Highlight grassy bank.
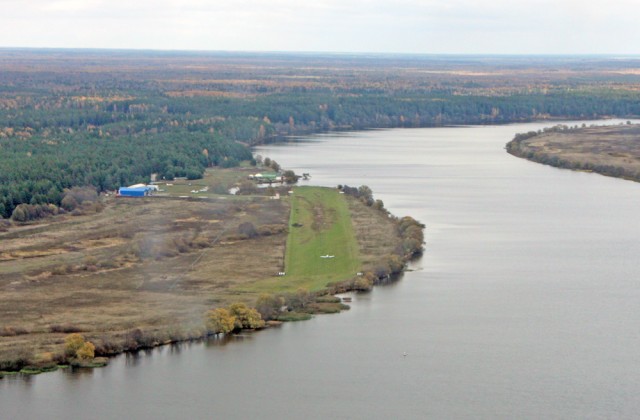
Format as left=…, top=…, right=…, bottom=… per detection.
left=506, top=123, right=640, bottom=182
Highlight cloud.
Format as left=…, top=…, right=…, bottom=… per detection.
left=0, top=0, right=639, bottom=53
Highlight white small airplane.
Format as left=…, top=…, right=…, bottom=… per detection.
left=320, top=255, right=335, bottom=259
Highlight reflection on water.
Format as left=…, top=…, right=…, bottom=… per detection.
left=124, top=352, right=143, bottom=367
left=61, top=366, right=96, bottom=380
left=204, top=333, right=250, bottom=348
left=2, top=119, right=640, bottom=420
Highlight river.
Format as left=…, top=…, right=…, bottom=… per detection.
left=2, top=120, right=640, bottom=419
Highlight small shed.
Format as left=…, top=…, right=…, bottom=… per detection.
left=250, top=172, right=282, bottom=183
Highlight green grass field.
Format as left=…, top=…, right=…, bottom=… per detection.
left=241, top=186, right=360, bottom=293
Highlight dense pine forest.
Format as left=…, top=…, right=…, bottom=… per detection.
left=1, top=49, right=640, bottom=218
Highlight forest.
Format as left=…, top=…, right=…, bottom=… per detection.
left=1, top=49, right=640, bottom=218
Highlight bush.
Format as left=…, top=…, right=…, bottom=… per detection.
left=353, top=274, right=374, bottom=291
left=0, top=219, right=11, bottom=232
left=283, top=288, right=313, bottom=310
left=0, top=326, right=29, bottom=336
left=0, top=348, right=33, bottom=371
left=386, top=254, right=405, bottom=274
left=10, top=203, right=59, bottom=222
left=277, top=312, right=313, bottom=322
left=83, top=255, right=98, bottom=266
left=305, top=302, right=348, bottom=314
left=50, top=324, right=83, bottom=333
left=51, top=264, right=73, bottom=275
left=190, top=236, right=211, bottom=249
left=100, top=259, right=121, bottom=269
left=315, top=295, right=341, bottom=303
left=257, top=224, right=286, bottom=236
left=238, top=222, right=258, bottom=239
left=124, top=328, right=159, bottom=349
left=373, top=264, right=391, bottom=280
left=66, top=186, right=99, bottom=205
left=402, top=238, right=422, bottom=256
left=237, top=179, right=258, bottom=195
left=255, top=294, right=284, bottom=321
left=397, top=216, right=425, bottom=256
left=64, top=333, right=86, bottom=357
left=373, top=199, right=385, bottom=211
left=94, top=336, right=124, bottom=356
left=282, top=170, right=299, bottom=184
left=269, top=160, right=281, bottom=172
left=173, top=237, right=191, bottom=253
left=60, top=195, right=79, bottom=212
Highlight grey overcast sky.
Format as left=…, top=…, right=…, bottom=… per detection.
left=1, top=0, right=639, bottom=54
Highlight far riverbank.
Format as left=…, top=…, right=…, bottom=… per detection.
left=506, top=122, right=640, bottom=183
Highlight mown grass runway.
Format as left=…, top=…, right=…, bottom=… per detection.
left=243, top=186, right=360, bottom=293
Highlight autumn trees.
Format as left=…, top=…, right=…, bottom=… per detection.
left=64, top=333, right=96, bottom=361
left=228, top=303, right=266, bottom=330
left=205, top=292, right=329, bottom=336
left=205, top=308, right=236, bottom=335
left=205, top=303, right=265, bottom=335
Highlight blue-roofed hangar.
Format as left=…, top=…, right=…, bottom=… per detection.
left=118, top=186, right=153, bottom=197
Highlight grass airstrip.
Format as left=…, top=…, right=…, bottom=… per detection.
left=238, top=186, right=361, bottom=293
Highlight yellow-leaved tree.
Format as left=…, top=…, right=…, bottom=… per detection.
left=76, top=341, right=95, bottom=360
left=228, top=303, right=265, bottom=329
left=64, top=333, right=86, bottom=357
left=64, top=333, right=96, bottom=360
left=206, top=308, right=236, bottom=335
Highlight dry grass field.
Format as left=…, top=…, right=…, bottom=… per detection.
left=0, top=193, right=290, bottom=364
left=507, top=124, right=640, bottom=182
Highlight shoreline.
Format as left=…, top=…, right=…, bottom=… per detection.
left=0, top=256, right=422, bottom=378
left=258, top=116, right=636, bottom=146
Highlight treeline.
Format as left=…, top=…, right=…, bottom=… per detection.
left=7, top=90, right=640, bottom=139
left=209, top=91, right=640, bottom=131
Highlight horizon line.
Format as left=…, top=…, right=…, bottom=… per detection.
left=1, top=46, right=639, bottom=58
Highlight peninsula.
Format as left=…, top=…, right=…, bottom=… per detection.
left=506, top=123, right=640, bottom=183
left=0, top=165, right=423, bottom=375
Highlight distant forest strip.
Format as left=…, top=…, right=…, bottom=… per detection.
left=506, top=123, right=640, bottom=182
left=2, top=50, right=640, bottom=218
